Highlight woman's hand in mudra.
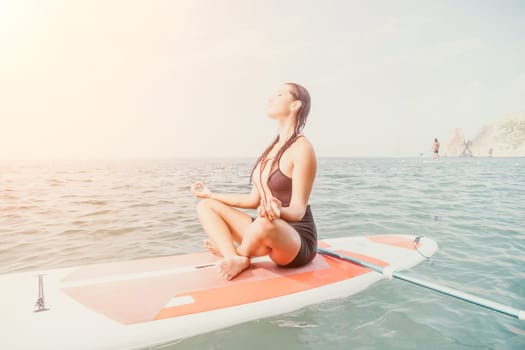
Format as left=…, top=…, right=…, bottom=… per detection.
left=191, top=181, right=211, bottom=199
left=258, top=197, right=281, bottom=221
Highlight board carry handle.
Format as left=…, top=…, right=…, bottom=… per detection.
left=318, top=248, right=524, bottom=321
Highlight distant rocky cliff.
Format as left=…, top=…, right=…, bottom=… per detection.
left=441, top=113, right=525, bottom=157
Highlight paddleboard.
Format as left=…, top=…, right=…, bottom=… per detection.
left=0, top=234, right=438, bottom=350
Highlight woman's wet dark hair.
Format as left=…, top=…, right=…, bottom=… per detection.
left=250, top=83, right=311, bottom=183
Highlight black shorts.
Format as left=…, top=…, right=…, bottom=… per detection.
left=281, top=205, right=318, bottom=268
left=251, top=205, right=318, bottom=268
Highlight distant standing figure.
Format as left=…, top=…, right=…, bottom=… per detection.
left=433, top=138, right=440, bottom=159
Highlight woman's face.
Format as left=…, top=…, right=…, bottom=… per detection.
left=267, top=85, right=295, bottom=119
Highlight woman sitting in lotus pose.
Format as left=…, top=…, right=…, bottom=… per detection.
left=191, top=82, right=317, bottom=280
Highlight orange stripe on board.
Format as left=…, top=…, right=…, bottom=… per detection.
left=63, top=256, right=330, bottom=324
left=155, top=251, right=387, bottom=321
left=62, top=250, right=388, bottom=324
left=318, top=241, right=331, bottom=249
left=367, top=235, right=420, bottom=250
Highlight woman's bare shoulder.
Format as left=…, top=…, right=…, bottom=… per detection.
left=293, top=135, right=315, bottom=152
left=289, top=135, right=316, bottom=160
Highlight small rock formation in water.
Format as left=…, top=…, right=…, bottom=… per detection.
left=441, top=113, right=525, bottom=157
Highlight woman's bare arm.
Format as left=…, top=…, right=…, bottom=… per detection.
left=279, top=139, right=317, bottom=221
left=191, top=181, right=260, bottom=209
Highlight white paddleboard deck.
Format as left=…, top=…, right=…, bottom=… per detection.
left=1, top=234, right=438, bottom=350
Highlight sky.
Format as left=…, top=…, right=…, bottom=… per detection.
left=1, top=0, right=524, bottom=159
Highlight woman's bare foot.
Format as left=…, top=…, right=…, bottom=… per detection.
left=217, top=256, right=250, bottom=280
left=204, top=239, right=223, bottom=257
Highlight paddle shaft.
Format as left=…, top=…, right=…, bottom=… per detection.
left=318, top=248, right=524, bottom=321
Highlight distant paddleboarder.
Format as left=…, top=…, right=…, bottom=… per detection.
left=433, top=138, right=440, bottom=159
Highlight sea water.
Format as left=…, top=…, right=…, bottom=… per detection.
left=1, top=157, right=524, bottom=349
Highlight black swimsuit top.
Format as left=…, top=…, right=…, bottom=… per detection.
left=254, top=136, right=304, bottom=208
left=267, top=168, right=292, bottom=207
